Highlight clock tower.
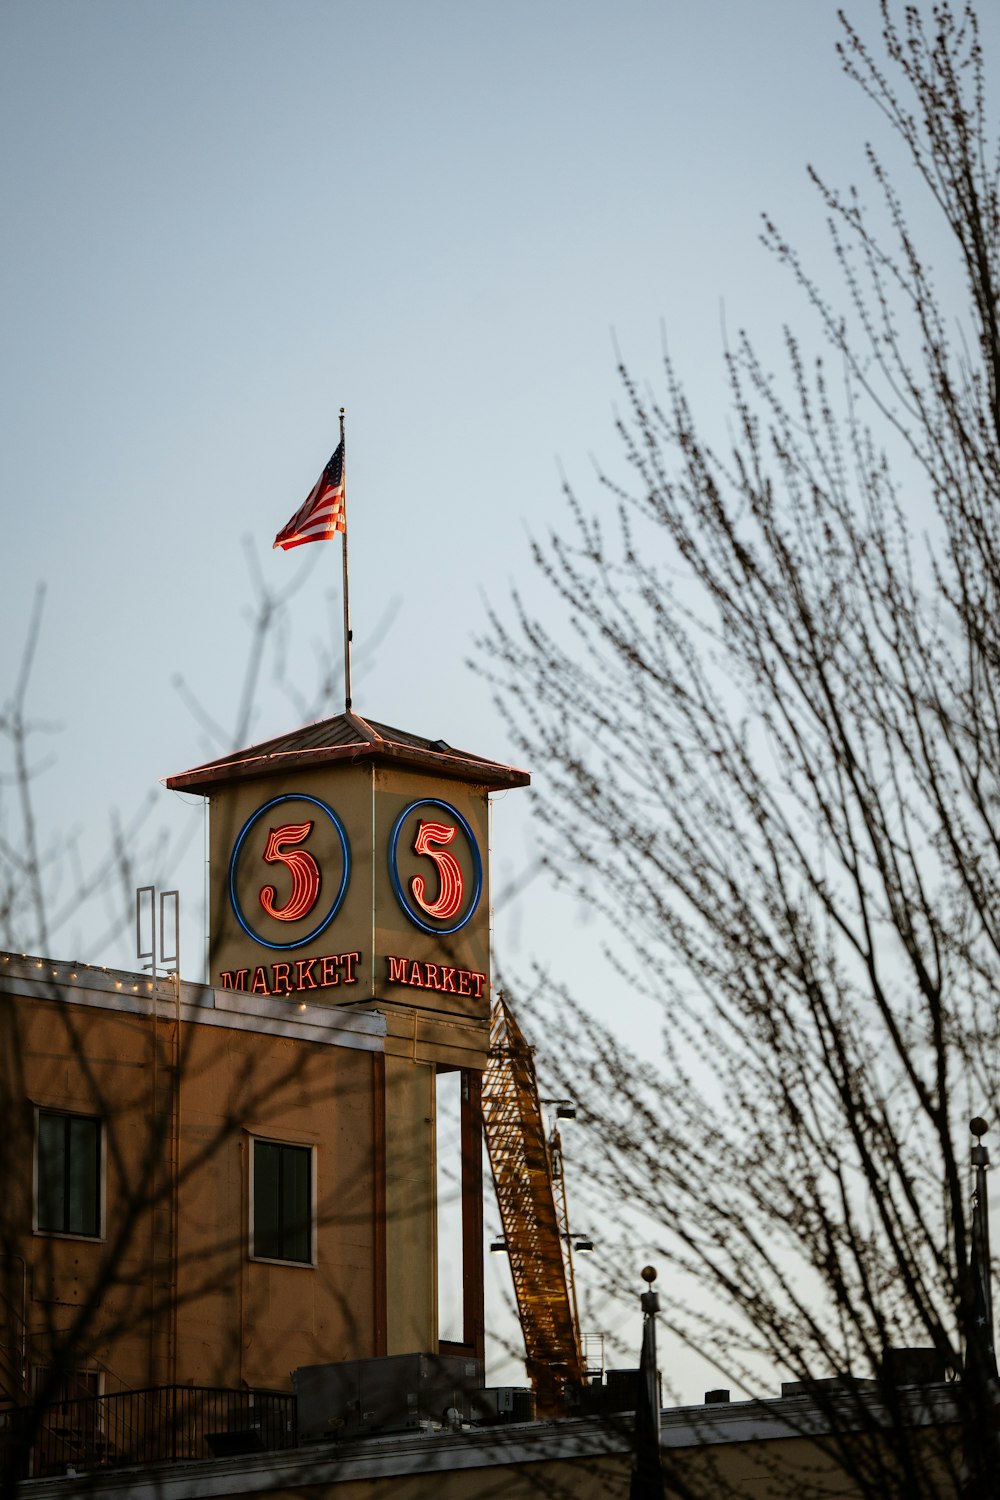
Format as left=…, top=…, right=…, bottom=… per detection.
left=166, top=710, right=528, bottom=1363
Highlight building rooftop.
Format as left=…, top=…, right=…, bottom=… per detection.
left=15, top=1384, right=961, bottom=1499
left=164, top=711, right=530, bottom=795
left=0, top=950, right=386, bottom=1052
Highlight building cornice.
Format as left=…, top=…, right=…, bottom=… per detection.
left=0, top=951, right=386, bottom=1053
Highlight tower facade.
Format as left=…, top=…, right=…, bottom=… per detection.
left=164, top=710, right=529, bottom=1372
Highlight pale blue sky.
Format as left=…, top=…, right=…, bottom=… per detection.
left=1, top=0, right=855, bottom=944
left=3, top=0, right=984, bottom=1397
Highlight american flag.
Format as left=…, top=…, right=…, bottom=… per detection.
left=273, top=441, right=346, bottom=550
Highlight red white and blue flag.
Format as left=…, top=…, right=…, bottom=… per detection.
left=274, top=441, right=346, bottom=550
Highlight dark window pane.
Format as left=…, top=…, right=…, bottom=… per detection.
left=253, top=1140, right=311, bottom=1263
left=37, top=1113, right=66, bottom=1232
left=281, top=1145, right=310, bottom=1263
left=254, top=1141, right=281, bottom=1260
left=67, top=1116, right=100, bottom=1236
left=37, top=1112, right=100, bottom=1236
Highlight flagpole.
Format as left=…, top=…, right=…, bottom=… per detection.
left=339, top=406, right=353, bottom=711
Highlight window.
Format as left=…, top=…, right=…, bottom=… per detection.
left=252, top=1139, right=313, bottom=1263
left=36, top=1111, right=101, bottom=1237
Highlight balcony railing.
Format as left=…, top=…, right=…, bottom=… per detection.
left=0, top=1385, right=296, bottom=1479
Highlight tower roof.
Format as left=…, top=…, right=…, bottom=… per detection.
left=164, top=710, right=530, bottom=795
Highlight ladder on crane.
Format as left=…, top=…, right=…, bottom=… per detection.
left=481, top=990, right=586, bottom=1416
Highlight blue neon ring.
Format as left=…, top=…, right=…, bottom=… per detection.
left=228, top=794, right=351, bottom=951
left=388, top=798, right=482, bottom=935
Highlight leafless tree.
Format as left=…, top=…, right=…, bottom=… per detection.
left=482, top=3, right=1000, bottom=1493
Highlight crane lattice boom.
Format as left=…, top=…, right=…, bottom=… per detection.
left=482, top=991, right=585, bottom=1415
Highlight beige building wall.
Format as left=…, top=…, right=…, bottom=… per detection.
left=382, top=1054, right=436, bottom=1357
left=2, top=962, right=387, bottom=1399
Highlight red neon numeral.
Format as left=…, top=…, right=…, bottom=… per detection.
left=410, top=820, right=464, bottom=921
left=259, top=821, right=321, bottom=923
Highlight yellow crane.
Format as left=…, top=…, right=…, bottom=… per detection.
left=481, top=990, right=587, bottom=1416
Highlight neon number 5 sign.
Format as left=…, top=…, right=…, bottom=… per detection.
left=228, top=794, right=350, bottom=951
left=259, top=822, right=321, bottom=922
left=410, top=821, right=463, bottom=921
left=389, top=799, right=482, bottom=935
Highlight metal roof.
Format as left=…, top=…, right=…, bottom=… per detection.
left=164, top=710, right=530, bottom=795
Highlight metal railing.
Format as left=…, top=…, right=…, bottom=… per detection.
left=0, top=1385, right=296, bottom=1479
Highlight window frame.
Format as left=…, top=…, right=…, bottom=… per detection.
left=248, top=1134, right=316, bottom=1267
left=33, top=1107, right=105, bottom=1241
